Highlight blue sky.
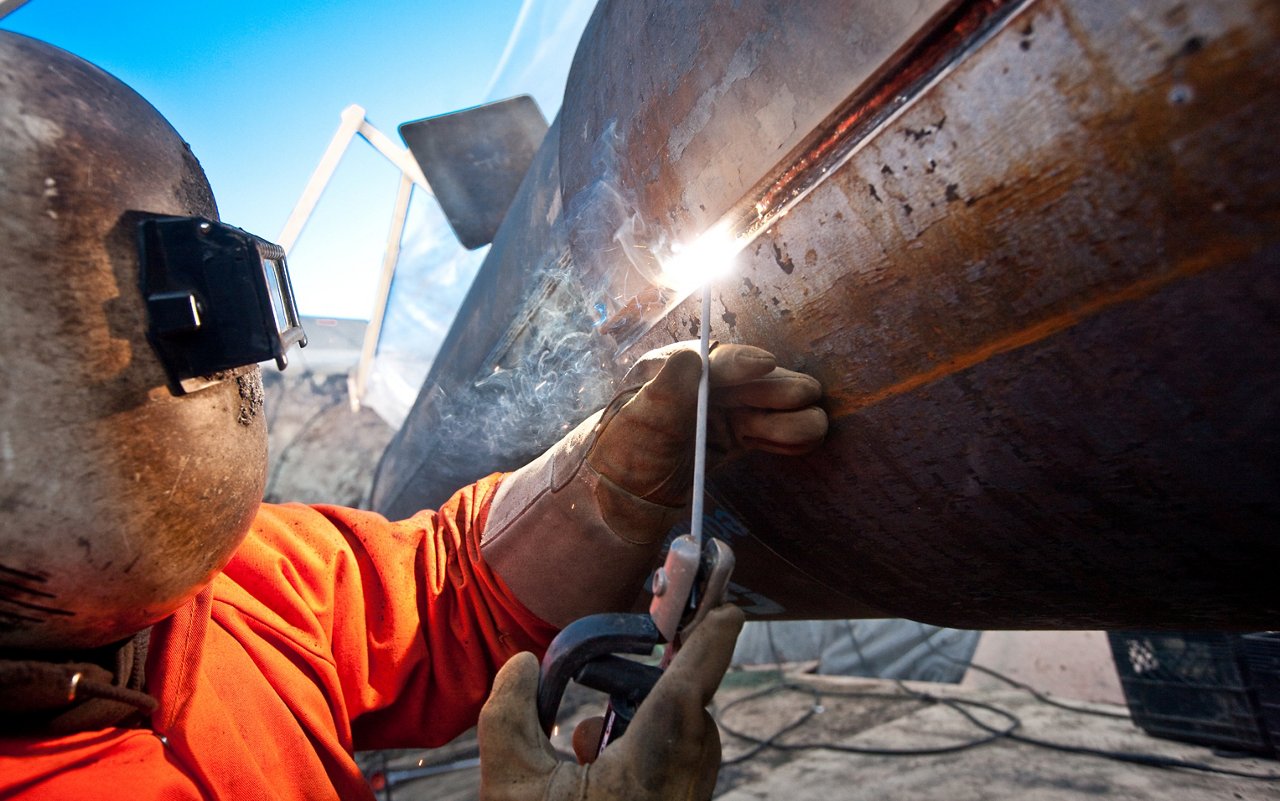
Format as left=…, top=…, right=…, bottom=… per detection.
left=2, top=0, right=589, bottom=319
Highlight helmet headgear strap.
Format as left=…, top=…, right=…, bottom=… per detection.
left=0, top=629, right=157, bottom=735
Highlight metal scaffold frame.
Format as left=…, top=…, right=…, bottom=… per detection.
left=278, top=104, right=434, bottom=411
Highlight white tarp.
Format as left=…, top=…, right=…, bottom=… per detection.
left=361, top=0, right=597, bottom=428
left=733, top=620, right=981, bottom=683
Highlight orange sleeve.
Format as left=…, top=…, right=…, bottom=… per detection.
left=217, top=473, right=558, bottom=751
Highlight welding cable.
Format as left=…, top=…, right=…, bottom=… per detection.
left=903, top=625, right=1280, bottom=779
left=717, top=621, right=811, bottom=766
left=950, top=706, right=1280, bottom=781
left=889, top=678, right=1280, bottom=780
left=717, top=679, right=1019, bottom=766
left=963, top=660, right=1131, bottom=720
left=718, top=682, right=822, bottom=767
left=836, top=617, right=1124, bottom=720
left=722, top=621, right=1016, bottom=763
left=718, top=678, right=1280, bottom=781
left=721, top=623, right=1280, bottom=781
left=893, top=628, right=1280, bottom=782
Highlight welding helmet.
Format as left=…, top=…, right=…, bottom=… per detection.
left=0, top=32, right=305, bottom=650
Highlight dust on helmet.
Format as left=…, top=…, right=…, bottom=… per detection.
left=0, top=32, right=303, bottom=650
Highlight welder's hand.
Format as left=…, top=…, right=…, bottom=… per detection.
left=478, top=342, right=824, bottom=627
left=588, top=341, right=827, bottom=512
left=478, top=603, right=745, bottom=801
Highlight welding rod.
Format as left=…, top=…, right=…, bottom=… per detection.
left=690, top=287, right=712, bottom=549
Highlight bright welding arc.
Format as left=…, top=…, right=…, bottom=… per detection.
left=659, top=223, right=743, bottom=548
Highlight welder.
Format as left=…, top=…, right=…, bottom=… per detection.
left=0, top=32, right=828, bottom=800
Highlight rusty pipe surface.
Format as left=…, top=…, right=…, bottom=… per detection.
left=373, top=0, right=1280, bottom=629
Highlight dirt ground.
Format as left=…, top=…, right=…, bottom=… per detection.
left=353, top=669, right=1278, bottom=800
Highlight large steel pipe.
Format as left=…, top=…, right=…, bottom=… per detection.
left=373, top=0, right=1280, bottom=628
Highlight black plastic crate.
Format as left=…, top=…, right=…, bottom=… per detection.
left=1107, top=631, right=1275, bottom=757
left=1242, top=632, right=1280, bottom=754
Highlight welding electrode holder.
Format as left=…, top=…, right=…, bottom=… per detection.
left=534, top=613, right=663, bottom=736
left=534, top=535, right=735, bottom=741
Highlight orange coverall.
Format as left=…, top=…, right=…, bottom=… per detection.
left=0, top=474, right=557, bottom=799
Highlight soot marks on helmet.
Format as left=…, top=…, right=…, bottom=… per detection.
left=236, top=370, right=264, bottom=426
left=0, top=562, right=72, bottom=626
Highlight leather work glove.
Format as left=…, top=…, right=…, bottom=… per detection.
left=481, top=342, right=826, bottom=627
left=478, top=603, right=746, bottom=801
left=590, top=341, right=828, bottom=514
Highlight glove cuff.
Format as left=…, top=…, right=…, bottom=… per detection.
left=482, top=404, right=683, bottom=629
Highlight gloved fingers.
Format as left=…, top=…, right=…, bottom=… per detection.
left=623, top=342, right=777, bottom=392
left=478, top=652, right=559, bottom=775
left=663, top=604, right=746, bottom=705
left=591, top=348, right=701, bottom=460
left=707, top=343, right=777, bottom=387
left=591, top=350, right=702, bottom=480
left=619, top=341, right=702, bottom=387
left=612, top=605, right=743, bottom=788
left=643, top=605, right=744, bottom=717
left=728, top=406, right=828, bottom=454
left=690, top=713, right=723, bottom=801
left=712, top=366, right=822, bottom=410
left=633, top=348, right=704, bottom=411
